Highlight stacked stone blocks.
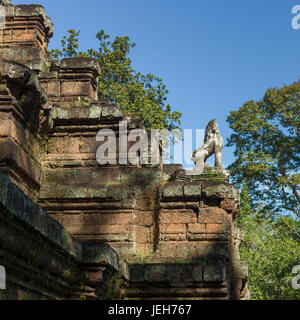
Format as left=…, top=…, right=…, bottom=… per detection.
left=0, top=1, right=248, bottom=300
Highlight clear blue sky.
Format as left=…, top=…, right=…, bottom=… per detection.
left=13, top=0, right=300, bottom=168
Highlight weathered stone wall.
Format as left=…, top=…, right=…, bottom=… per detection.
left=0, top=3, right=50, bottom=198
left=0, top=4, right=53, bottom=71
left=0, top=1, right=248, bottom=300
left=0, top=172, right=129, bottom=300
left=156, top=171, right=248, bottom=299
left=0, top=171, right=82, bottom=300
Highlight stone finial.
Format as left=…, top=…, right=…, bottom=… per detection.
left=0, top=0, right=12, bottom=6
left=60, top=58, right=101, bottom=77
left=190, top=119, right=224, bottom=173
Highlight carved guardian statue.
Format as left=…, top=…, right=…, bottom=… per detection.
left=191, top=119, right=224, bottom=173
left=0, top=0, right=12, bottom=6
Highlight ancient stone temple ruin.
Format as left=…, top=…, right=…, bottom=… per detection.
left=0, top=1, right=248, bottom=300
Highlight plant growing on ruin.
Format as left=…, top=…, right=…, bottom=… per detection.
left=95, top=272, right=125, bottom=300
left=51, top=29, right=182, bottom=131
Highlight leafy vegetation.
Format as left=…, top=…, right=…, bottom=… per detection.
left=95, top=272, right=124, bottom=300
left=227, top=81, right=300, bottom=218
left=237, top=184, right=300, bottom=300
left=51, top=29, right=181, bottom=131
left=229, top=81, right=300, bottom=300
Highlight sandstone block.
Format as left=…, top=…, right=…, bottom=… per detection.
left=160, top=223, right=186, bottom=234
left=160, top=223, right=186, bottom=241
left=192, top=265, right=203, bottom=282
left=134, top=211, right=154, bottom=226
left=101, top=104, right=123, bottom=121
left=220, top=198, right=239, bottom=213
left=188, top=223, right=206, bottom=234
left=135, top=225, right=151, bottom=244
left=159, top=209, right=197, bottom=224
left=183, top=182, right=202, bottom=199
left=162, top=182, right=184, bottom=199
left=203, top=264, right=226, bottom=282
left=60, top=58, right=100, bottom=76
left=61, top=81, right=93, bottom=98
left=198, top=207, right=227, bottom=224
left=41, top=80, right=60, bottom=97
left=202, top=181, right=239, bottom=200
left=206, top=223, right=226, bottom=234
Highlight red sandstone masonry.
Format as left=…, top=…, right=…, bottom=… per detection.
left=188, top=223, right=206, bottom=234
left=206, top=223, right=227, bottom=233
left=159, top=209, right=197, bottom=224
left=0, top=1, right=248, bottom=300
left=198, top=207, right=229, bottom=224
left=160, top=223, right=186, bottom=241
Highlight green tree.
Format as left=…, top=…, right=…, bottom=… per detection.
left=227, top=81, right=300, bottom=218
left=237, top=183, right=300, bottom=300
left=51, top=29, right=181, bottom=131
left=51, top=29, right=80, bottom=59
left=235, top=183, right=252, bottom=226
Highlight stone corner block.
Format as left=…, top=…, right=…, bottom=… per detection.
left=162, top=182, right=184, bottom=199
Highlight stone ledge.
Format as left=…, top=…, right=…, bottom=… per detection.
left=0, top=139, right=42, bottom=188
left=0, top=172, right=130, bottom=277
left=0, top=172, right=82, bottom=259
left=162, top=181, right=184, bottom=199
left=202, top=181, right=239, bottom=200
left=173, top=165, right=230, bottom=182
left=162, top=180, right=239, bottom=201
left=47, top=102, right=123, bottom=127
left=101, top=103, right=123, bottom=121
left=81, top=242, right=128, bottom=279
left=60, top=58, right=100, bottom=77
left=128, top=260, right=226, bottom=284
left=50, top=104, right=102, bottom=122
left=184, top=182, right=202, bottom=198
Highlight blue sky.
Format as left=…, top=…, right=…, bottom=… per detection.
left=13, top=0, right=300, bottom=168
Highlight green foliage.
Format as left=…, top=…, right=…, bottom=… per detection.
left=51, top=29, right=80, bottom=59
left=235, top=183, right=252, bottom=227
left=50, top=29, right=181, bottom=131
left=229, top=82, right=300, bottom=299
left=61, top=269, right=71, bottom=279
left=237, top=183, right=300, bottom=300
left=227, top=81, right=300, bottom=218
left=96, top=272, right=124, bottom=300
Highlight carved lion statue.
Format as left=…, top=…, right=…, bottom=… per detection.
left=191, top=119, right=224, bottom=171
left=0, top=0, right=12, bottom=6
